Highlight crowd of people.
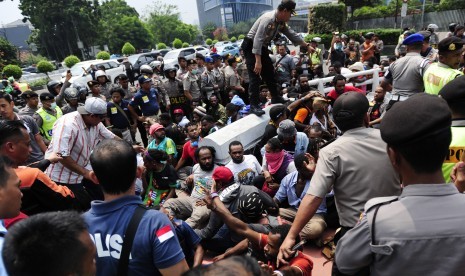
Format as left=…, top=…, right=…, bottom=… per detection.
left=1, top=0, right=465, bottom=275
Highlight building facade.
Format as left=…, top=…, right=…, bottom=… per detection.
left=196, top=0, right=274, bottom=29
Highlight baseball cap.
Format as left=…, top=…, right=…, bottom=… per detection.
left=78, top=97, right=107, bottom=115
left=212, top=166, right=234, bottom=183
left=173, top=109, right=184, bottom=115
left=277, top=119, right=297, bottom=139
left=149, top=123, right=164, bottom=135
left=138, top=75, right=152, bottom=84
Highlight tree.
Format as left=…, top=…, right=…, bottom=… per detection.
left=213, top=27, right=228, bottom=41
left=64, top=55, right=81, bottom=68
left=205, top=38, right=213, bottom=46
left=202, top=22, right=217, bottom=39
left=144, top=1, right=198, bottom=44
left=238, top=34, right=245, bottom=40
left=0, top=38, right=19, bottom=71
left=96, top=51, right=110, bottom=60
left=229, top=21, right=254, bottom=38
left=157, top=43, right=167, bottom=49
left=212, top=39, right=218, bottom=45
left=2, top=65, right=22, bottom=80
left=36, top=60, right=55, bottom=78
left=122, top=42, right=136, bottom=55
left=182, top=42, right=189, bottom=48
left=19, top=0, right=101, bottom=60
left=172, top=38, right=182, bottom=49
left=105, top=16, right=153, bottom=52
left=230, top=36, right=237, bottom=43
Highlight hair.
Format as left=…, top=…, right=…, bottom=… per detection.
left=393, top=129, right=451, bottom=174
left=202, top=115, right=216, bottom=123
left=90, top=139, right=137, bottom=194
left=118, top=74, right=128, bottom=80
left=332, top=74, right=346, bottom=84
left=183, top=255, right=261, bottom=276
left=146, top=149, right=169, bottom=163
left=225, top=103, right=238, bottom=112
left=158, top=113, right=172, bottom=122
left=266, top=137, right=283, bottom=152
left=299, top=74, right=309, bottom=80
left=332, top=61, right=342, bottom=69
left=111, top=128, right=123, bottom=139
left=0, top=120, right=27, bottom=148
left=228, top=140, right=243, bottom=152
left=109, top=86, right=125, bottom=97
left=2, top=211, right=89, bottom=276
left=194, top=146, right=216, bottom=161
left=294, top=153, right=309, bottom=172
left=0, top=156, right=13, bottom=188
left=407, top=42, right=423, bottom=51
left=388, top=56, right=397, bottom=62
left=0, top=92, right=13, bottom=103
left=270, top=224, right=301, bottom=246
left=455, top=25, right=465, bottom=34
left=227, top=58, right=236, bottom=66
left=186, top=121, right=199, bottom=130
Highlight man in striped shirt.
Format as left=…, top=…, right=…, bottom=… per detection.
left=45, top=97, right=116, bottom=211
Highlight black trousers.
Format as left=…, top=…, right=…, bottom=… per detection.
left=242, top=38, right=279, bottom=106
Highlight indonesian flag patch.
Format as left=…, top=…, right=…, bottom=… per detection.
left=156, top=225, right=175, bottom=243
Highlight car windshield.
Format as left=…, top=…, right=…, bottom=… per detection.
left=128, top=55, right=140, bottom=65
left=70, top=64, right=87, bottom=76
left=164, top=51, right=179, bottom=60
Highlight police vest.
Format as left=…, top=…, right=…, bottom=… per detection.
left=36, top=107, right=62, bottom=140
left=442, top=122, right=465, bottom=181
left=423, top=63, right=463, bottom=95
left=310, top=48, right=321, bottom=66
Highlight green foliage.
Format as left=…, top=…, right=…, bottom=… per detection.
left=19, top=0, right=100, bottom=60
left=205, top=38, right=213, bottom=46
left=230, top=36, right=237, bottom=43
left=340, top=0, right=383, bottom=11
left=0, top=38, right=19, bottom=71
left=64, top=55, right=81, bottom=68
left=305, top=28, right=402, bottom=48
left=182, top=42, right=189, bottom=48
left=104, top=16, right=153, bottom=53
left=213, top=27, right=228, bottom=41
left=122, top=42, right=136, bottom=55
left=202, top=22, right=217, bottom=39
left=212, top=39, right=218, bottom=45
left=172, top=38, right=183, bottom=49
left=309, top=3, right=346, bottom=33
left=438, top=0, right=465, bottom=10
left=2, top=65, right=22, bottom=80
left=228, top=20, right=254, bottom=38
left=36, top=60, right=55, bottom=74
left=22, top=53, right=47, bottom=67
left=351, top=0, right=446, bottom=20
left=238, top=34, right=245, bottom=40
left=157, top=43, right=167, bottom=50
left=144, top=1, right=198, bottom=44
left=29, top=78, right=48, bottom=87
left=96, top=51, right=111, bottom=60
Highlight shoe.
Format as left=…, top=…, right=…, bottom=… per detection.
left=250, top=105, right=265, bottom=116
left=271, top=96, right=286, bottom=104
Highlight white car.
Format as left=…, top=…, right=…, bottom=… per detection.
left=62, top=59, right=125, bottom=85
left=194, top=46, right=210, bottom=56
left=163, top=47, right=197, bottom=70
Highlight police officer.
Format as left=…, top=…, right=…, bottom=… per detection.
left=163, top=66, right=187, bottom=117
left=201, top=56, right=219, bottom=100
left=61, top=87, right=84, bottom=115
left=18, top=90, right=39, bottom=116
left=382, top=33, right=431, bottom=102
left=34, top=92, right=63, bottom=144
left=439, top=76, right=465, bottom=181
left=140, top=64, right=170, bottom=112
left=424, top=36, right=464, bottom=95
left=242, top=0, right=309, bottom=116
left=418, top=30, right=438, bottom=62
left=309, top=38, right=323, bottom=69
left=335, top=93, right=465, bottom=275
left=176, top=56, right=188, bottom=79
left=183, top=59, right=202, bottom=103
left=212, top=54, right=226, bottom=104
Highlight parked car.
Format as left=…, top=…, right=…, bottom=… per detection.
left=128, top=52, right=161, bottom=78
left=214, top=41, right=231, bottom=48
left=22, top=66, right=39, bottom=74
left=159, top=49, right=170, bottom=57
left=217, top=45, right=240, bottom=57
left=163, top=47, right=197, bottom=69
left=194, top=46, right=210, bottom=56
left=62, top=59, right=125, bottom=85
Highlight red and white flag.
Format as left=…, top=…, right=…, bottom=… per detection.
left=156, top=225, right=174, bottom=243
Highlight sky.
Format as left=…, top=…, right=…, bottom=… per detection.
left=1, top=0, right=199, bottom=26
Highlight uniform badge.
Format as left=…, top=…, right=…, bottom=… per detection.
left=449, top=43, right=456, bottom=51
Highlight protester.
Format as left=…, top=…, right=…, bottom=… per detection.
left=18, top=90, right=39, bottom=117
left=226, top=141, right=262, bottom=186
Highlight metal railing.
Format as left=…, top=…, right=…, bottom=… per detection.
left=308, top=67, right=387, bottom=95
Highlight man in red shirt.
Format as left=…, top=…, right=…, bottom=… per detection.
left=326, top=74, right=365, bottom=104
left=203, top=186, right=313, bottom=276
left=175, top=122, right=201, bottom=172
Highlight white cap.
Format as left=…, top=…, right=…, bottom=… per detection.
left=78, top=97, right=107, bottom=115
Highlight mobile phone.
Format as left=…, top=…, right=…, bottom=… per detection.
left=291, top=240, right=307, bottom=251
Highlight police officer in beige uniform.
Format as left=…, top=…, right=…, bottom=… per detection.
left=242, top=0, right=310, bottom=116
left=335, top=93, right=465, bottom=276
left=278, top=92, right=401, bottom=275
left=381, top=33, right=431, bottom=103
left=183, top=59, right=202, bottom=103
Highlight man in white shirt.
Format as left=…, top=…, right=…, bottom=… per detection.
left=225, top=141, right=262, bottom=186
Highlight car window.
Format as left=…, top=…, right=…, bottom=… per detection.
left=182, top=49, right=195, bottom=56
left=108, top=61, right=119, bottom=68
left=196, top=47, right=204, bottom=51
left=145, top=55, right=154, bottom=63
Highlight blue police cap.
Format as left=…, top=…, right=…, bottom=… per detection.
left=205, top=56, right=214, bottom=63
left=402, top=33, right=424, bottom=45
left=211, top=54, right=221, bottom=61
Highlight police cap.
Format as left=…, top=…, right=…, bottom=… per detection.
left=187, top=59, right=197, bottom=65
left=439, top=75, right=465, bottom=105
left=278, top=0, right=297, bottom=15
left=21, top=90, right=38, bottom=99
left=39, top=92, right=55, bottom=101
left=402, top=33, right=424, bottom=45
left=380, top=93, right=451, bottom=147
left=437, top=36, right=465, bottom=54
